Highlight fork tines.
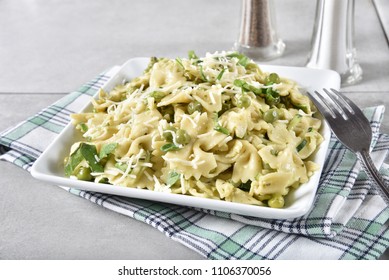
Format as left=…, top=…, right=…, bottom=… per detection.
left=308, top=88, right=361, bottom=121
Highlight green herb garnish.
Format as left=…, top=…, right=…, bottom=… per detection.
left=64, top=143, right=104, bottom=176
left=287, top=114, right=302, bottom=130
left=265, top=88, right=280, bottom=106
left=226, top=52, right=250, bottom=67
left=296, top=139, right=308, bottom=152
left=79, top=143, right=104, bottom=173
left=115, top=162, right=129, bottom=172
left=64, top=147, right=84, bottom=176
left=216, top=68, right=226, bottom=80
left=214, top=125, right=230, bottom=135
left=79, top=123, right=88, bottom=133
left=160, top=143, right=180, bottom=152
left=199, top=65, right=208, bottom=82
left=234, top=79, right=262, bottom=95
left=188, top=50, right=198, bottom=60
left=239, top=180, right=252, bottom=192
left=99, top=143, right=118, bottom=159
left=167, top=171, right=181, bottom=186
left=175, top=58, right=185, bottom=70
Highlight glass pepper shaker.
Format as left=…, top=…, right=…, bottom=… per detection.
left=235, top=0, right=285, bottom=61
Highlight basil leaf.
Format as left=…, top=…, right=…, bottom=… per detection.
left=234, top=79, right=262, bottom=95
left=64, top=146, right=84, bottom=176
left=99, top=143, right=118, bottom=159
left=160, top=143, right=180, bottom=152
left=79, top=123, right=88, bottom=133
left=64, top=143, right=104, bottom=176
left=115, top=162, right=129, bottom=172
left=293, top=103, right=309, bottom=113
left=226, top=52, right=250, bottom=67
left=233, top=79, right=246, bottom=88
left=216, top=68, right=226, bottom=80
left=188, top=50, right=198, bottom=60
left=265, top=89, right=280, bottom=106
left=238, top=56, right=249, bottom=67
left=214, top=125, right=230, bottom=135
left=247, top=83, right=262, bottom=95
left=80, top=143, right=104, bottom=173
left=167, top=171, right=181, bottom=186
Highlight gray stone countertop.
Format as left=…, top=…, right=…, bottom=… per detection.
left=0, top=0, right=388, bottom=259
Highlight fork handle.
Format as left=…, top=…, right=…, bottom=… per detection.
left=357, top=150, right=389, bottom=205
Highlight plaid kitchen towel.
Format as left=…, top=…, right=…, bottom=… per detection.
left=1, top=68, right=388, bottom=260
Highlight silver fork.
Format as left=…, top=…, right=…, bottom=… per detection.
left=307, top=88, right=389, bottom=204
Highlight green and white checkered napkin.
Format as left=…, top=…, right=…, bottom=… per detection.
left=1, top=68, right=389, bottom=260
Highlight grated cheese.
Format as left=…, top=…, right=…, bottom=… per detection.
left=181, top=114, right=198, bottom=128
left=162, top=154, right=205, bottom=170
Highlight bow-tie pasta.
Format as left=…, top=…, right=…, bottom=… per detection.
left=65, top=51, right=323, bottom=208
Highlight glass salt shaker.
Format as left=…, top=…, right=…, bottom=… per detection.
left=306, top=0, right=362, bottom=86
left=235, top=0, right=285, bottom=61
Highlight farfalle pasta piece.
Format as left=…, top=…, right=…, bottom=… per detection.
left=231, top=140, right=262, bottom=183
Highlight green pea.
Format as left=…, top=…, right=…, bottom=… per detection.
left=76, top=167, right=93, bottom=181
left=175, top=129, right=191, bottom=145
left=237, top=95, right=251, bottom=108
left=263, top=109, right=280, bottom=123
left=187, top=100, right=202, bottom=114
left=265, top=73, right=280, bottom=85
left=268, top=194, right=284, bottom=208
left=150, top=91, right=166, bottom=101
left=163, top=125, right=176, bottom=142
left=160, top=106, right=174, bottom=120
left=219, top=102, right=232, bottom=115
left=245, top=63, right=259, bottom=73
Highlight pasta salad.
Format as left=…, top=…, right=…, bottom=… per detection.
left=64, top=51, right=323, bottom=208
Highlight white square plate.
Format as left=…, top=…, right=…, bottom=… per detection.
left=31, top=57, right=340, bottom=219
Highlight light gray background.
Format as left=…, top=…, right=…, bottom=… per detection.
left=0, top=0, right=388, bottom=259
